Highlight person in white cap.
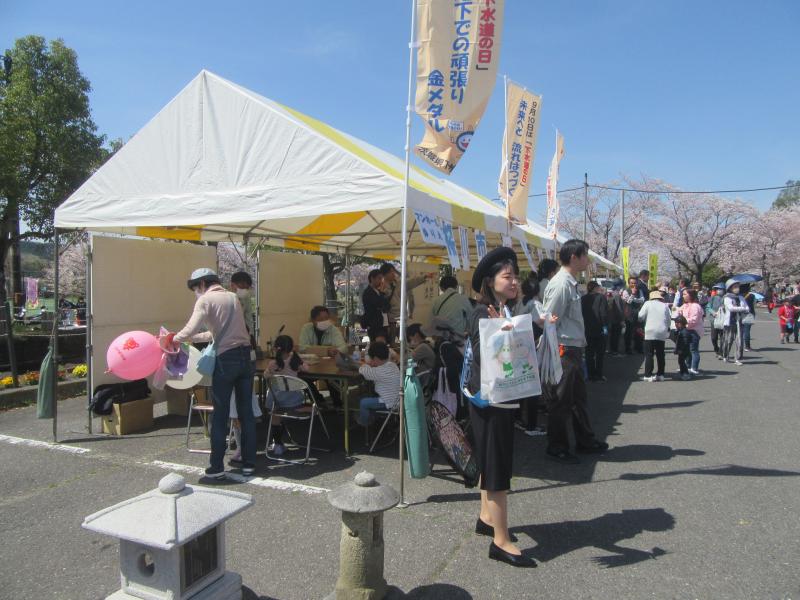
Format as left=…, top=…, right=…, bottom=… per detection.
left=166, top=268, right=256, bottom=478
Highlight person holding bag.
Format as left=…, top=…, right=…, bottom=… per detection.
left=464, top=246, right=536, bottom=569
left=167, top=268, right=256, bottom=479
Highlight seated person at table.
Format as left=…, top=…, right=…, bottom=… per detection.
left=357, top=342, right=401, bottom=426
left=406, top=323, right=435, bottom=389
left=264, top=335, right=309, bottom=456
left=298, top=305, right=348, bottom=357
left=370, top=328, right=399, bottom=363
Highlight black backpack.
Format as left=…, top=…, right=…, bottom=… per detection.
left=90, top=379, right=151, bottom=416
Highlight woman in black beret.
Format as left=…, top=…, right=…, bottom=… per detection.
left=465, top=246, right=536, bottom=568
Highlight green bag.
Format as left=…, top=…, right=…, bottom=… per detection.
left=403, top=359, right=429, bottom=479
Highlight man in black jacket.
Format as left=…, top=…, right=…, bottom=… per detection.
left=361, top=269, right=389, bottom=341
left=582, top=281, right=609, bottom=381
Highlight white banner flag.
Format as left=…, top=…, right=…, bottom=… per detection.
left=442, top=222, right=462, bottom=270
left=545, top=130, right=565, bottom=237
left=518, top=238, right=535, bottom=272
left=474, top=230, right=487, bottom=260
left=458, top=226, right=471, bottom=269
left=501, top=234, right=513, bottom=248
left=414, top=210, right=446, bottom=246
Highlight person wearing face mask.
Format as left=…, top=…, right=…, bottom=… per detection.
left=230, top=271, right=255, bottom=334
left=167, top=268, right=256, bottom=479
left=298, top=305, right=348, bottom=358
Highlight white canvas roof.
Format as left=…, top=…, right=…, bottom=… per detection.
left=56, top=70, right=619, bottom=272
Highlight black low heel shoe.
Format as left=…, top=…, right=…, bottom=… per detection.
left=489, top=542, right=537, bottom=568
left=475, top=519, right=518, bottom=542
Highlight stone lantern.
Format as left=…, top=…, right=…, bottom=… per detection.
left=326, top=471, right=399, bottom=600
left=82, top=472, right=253, bottom=600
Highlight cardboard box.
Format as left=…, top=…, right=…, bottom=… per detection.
left=102, top=397, right=154, bottom=435
left=165, top=388, right=191, bottom=416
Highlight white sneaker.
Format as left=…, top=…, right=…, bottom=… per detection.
left=734, top=360, right=743, bottom=366
left=655, top=376, right=665, bottom=382
left=642, top=376, right=656, bottom=382
left=270, top=443, right=285, bottom=456
left=688, top=368, right=700, bottom=375
left=524, top=428, right=547, bottom=437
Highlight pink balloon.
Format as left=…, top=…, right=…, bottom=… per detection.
left=106, top=331, right=162, bottom=381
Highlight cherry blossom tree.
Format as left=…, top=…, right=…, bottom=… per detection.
left=739, top=208, right=800, bottom=291
left=42, top=235, right=88, bottom=297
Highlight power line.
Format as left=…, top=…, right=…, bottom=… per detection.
left=587, top=182, right=800, bottom=195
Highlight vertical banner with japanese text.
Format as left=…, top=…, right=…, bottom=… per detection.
left=648, top=253, right=659, bottom=288
left=441, top=222, right=462, bottom=270
left=415, top=0, right=505, bottom=174
left=545, top=130, right=565, bottom=237
left=621, top=247, right=630, bottom=283
left=499, top=82, right=542, bottom=223
left=474, top=230, right=488, bottom=259
left=458, top=226, right=471, bottom=269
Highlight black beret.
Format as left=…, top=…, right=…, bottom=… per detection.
left=471, top=246, right=517, bottom=293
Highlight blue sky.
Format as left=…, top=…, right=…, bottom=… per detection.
left=3, top=1, right=798, bottom=215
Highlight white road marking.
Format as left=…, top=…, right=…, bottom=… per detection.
left=0, top=434, right=90, bottom=455
left=147, top=460, right=330, bottom=495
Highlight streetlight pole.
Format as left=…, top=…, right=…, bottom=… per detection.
left=583, top=172, right=588, bottom=241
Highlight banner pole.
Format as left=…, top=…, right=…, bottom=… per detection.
left=503, top=75, right=509, bottom=224
left=398, top=0, right=418, bottom=508
left=583, top=172, right=588, bottom=241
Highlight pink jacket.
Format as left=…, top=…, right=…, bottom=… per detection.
left=678, top=302, right=705, bottom=337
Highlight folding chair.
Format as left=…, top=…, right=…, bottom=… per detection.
left=185, top=386, right=234, bottom=454
left=367, top=368, right=433, bottom=454
left=264, top=374, right=329, bottom=464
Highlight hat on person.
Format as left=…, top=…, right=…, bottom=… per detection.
left=471, top=246, right=518, bottom=293
left=187, top=267, right=220, bottom=290
left=649, top=290, right=664, bottom=300
left=712, top=282, right=725, bottom=290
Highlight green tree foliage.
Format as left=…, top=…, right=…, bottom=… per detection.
left=772, top=180, right=800, bottom=210
left=0, top=35, right=106, bottom=300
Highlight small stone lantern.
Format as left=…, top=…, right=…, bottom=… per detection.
left=327, top=471, right=399, bottom=600
left=82, top=473, right=253, bottom=600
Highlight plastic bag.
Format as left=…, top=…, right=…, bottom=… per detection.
left=479, top=313, right=541, bottom=404
left=537, top=317, right=562, bottom=386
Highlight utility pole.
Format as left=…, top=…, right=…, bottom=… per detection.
left=583, top=173, right=588, bottom=241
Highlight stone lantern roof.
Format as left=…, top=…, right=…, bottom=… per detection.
left=328, top=471, right=399, bottom=514
left=82, top=473, right=253, bottom=550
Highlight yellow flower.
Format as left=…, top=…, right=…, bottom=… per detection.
left=72, top=364, right=88, bottom=378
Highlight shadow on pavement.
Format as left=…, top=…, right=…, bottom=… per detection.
left=512, top=507, right=675, bottom=568
left=620, top=400, right=704, bottom=413
left=585, top=444, right=705, bottom=463
left=619, top=464, right=800, bottom=481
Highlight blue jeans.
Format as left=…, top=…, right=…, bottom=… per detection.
left=742, top=323, right=752, bottom=348
left=358, top=397, right=387, bottom=426
left=210, top=346, right=255, bottom=471
left=688, top=330, right=701, bottom=371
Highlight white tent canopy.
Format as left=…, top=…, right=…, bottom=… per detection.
left=55, top=70, right=619, bottom=273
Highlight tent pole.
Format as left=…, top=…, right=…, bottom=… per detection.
left=398, top=0, right=418, bottom=507
left=52, top=229, right=60, bottom=443
left=255, top=248, right=262, bottom=345
left=86, top=233, right=93, bottom=434
left=344, top=252, right=351, bottom=335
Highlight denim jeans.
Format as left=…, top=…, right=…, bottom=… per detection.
left=688, top=330, right=701, bottom=370
left=742, top=323, right=752, bottom=348
left=210, top=346, right=255, bottom=471
left=358, top=397, right=387, bottom=426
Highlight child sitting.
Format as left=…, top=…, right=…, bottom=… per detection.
left=263, top=335, right=308, bottom=456
left=357, top=341, right=401, bottom=426
left=673, top=315, right=692, bottom=380
left=370, top=329, right=400, bottom=363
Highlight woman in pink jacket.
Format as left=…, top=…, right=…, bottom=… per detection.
left=678, top=289, right=705, bottom=374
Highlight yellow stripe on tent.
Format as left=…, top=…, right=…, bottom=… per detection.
left=284, top=212, right=367, bottom=251
left=135, top=226, right=203, bottom=241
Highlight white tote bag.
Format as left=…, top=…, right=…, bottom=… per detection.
left=479, top=313, right=542, bottom=404
left=433, top=367, right=458, bottom=415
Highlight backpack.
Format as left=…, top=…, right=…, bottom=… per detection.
left=90, top=379, right=151, bottom=416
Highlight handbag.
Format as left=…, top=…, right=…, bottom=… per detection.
left=196, top=295, right=236, bottom=376
left=479, top=313, right=541, bottom=404
left=713, top=306, right=726, bottom=330
left=433, top=367, right=457, bottom=415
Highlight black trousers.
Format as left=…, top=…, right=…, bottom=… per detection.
left=710, top=326, right=723, bottom=354
left=585, top=334, right=606, bottom=379
left=609, top=323, right=622, bottom=354
left=517, top=395, right=540, bottom=430
left=624, top=320, right=642, bottom=353
left=677, top=352, right=690, bottom=374
left=545, top=347, right=598, bottom=453
left=643, top=340, right=665, bottom=376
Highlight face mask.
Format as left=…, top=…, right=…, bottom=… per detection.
left=316, top=320, right=332, bottom=331
left=236, top=288, right=251, bottom=300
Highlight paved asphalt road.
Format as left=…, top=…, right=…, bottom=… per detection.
left=0, top=314, right=798, bottom=599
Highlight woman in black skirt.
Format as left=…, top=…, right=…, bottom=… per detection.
left=466, top=246, right=536, bottom=568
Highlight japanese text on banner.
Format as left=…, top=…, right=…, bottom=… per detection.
left=414, top=0, right=505, bottom=174
left=622, top=247, right=630, bottom=283
left=499, top=82, right=542, bottom=224
left=648, top=253, right=658, bottom=288
left=458, top=226, right=471, bottom=269
left=441, top=222, right=462, bottom=270
left=474, top=230, right=488, bottom=260
left=413, top=210, right=446, bottom=246
left=545, top=130, right=565, bottom=237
